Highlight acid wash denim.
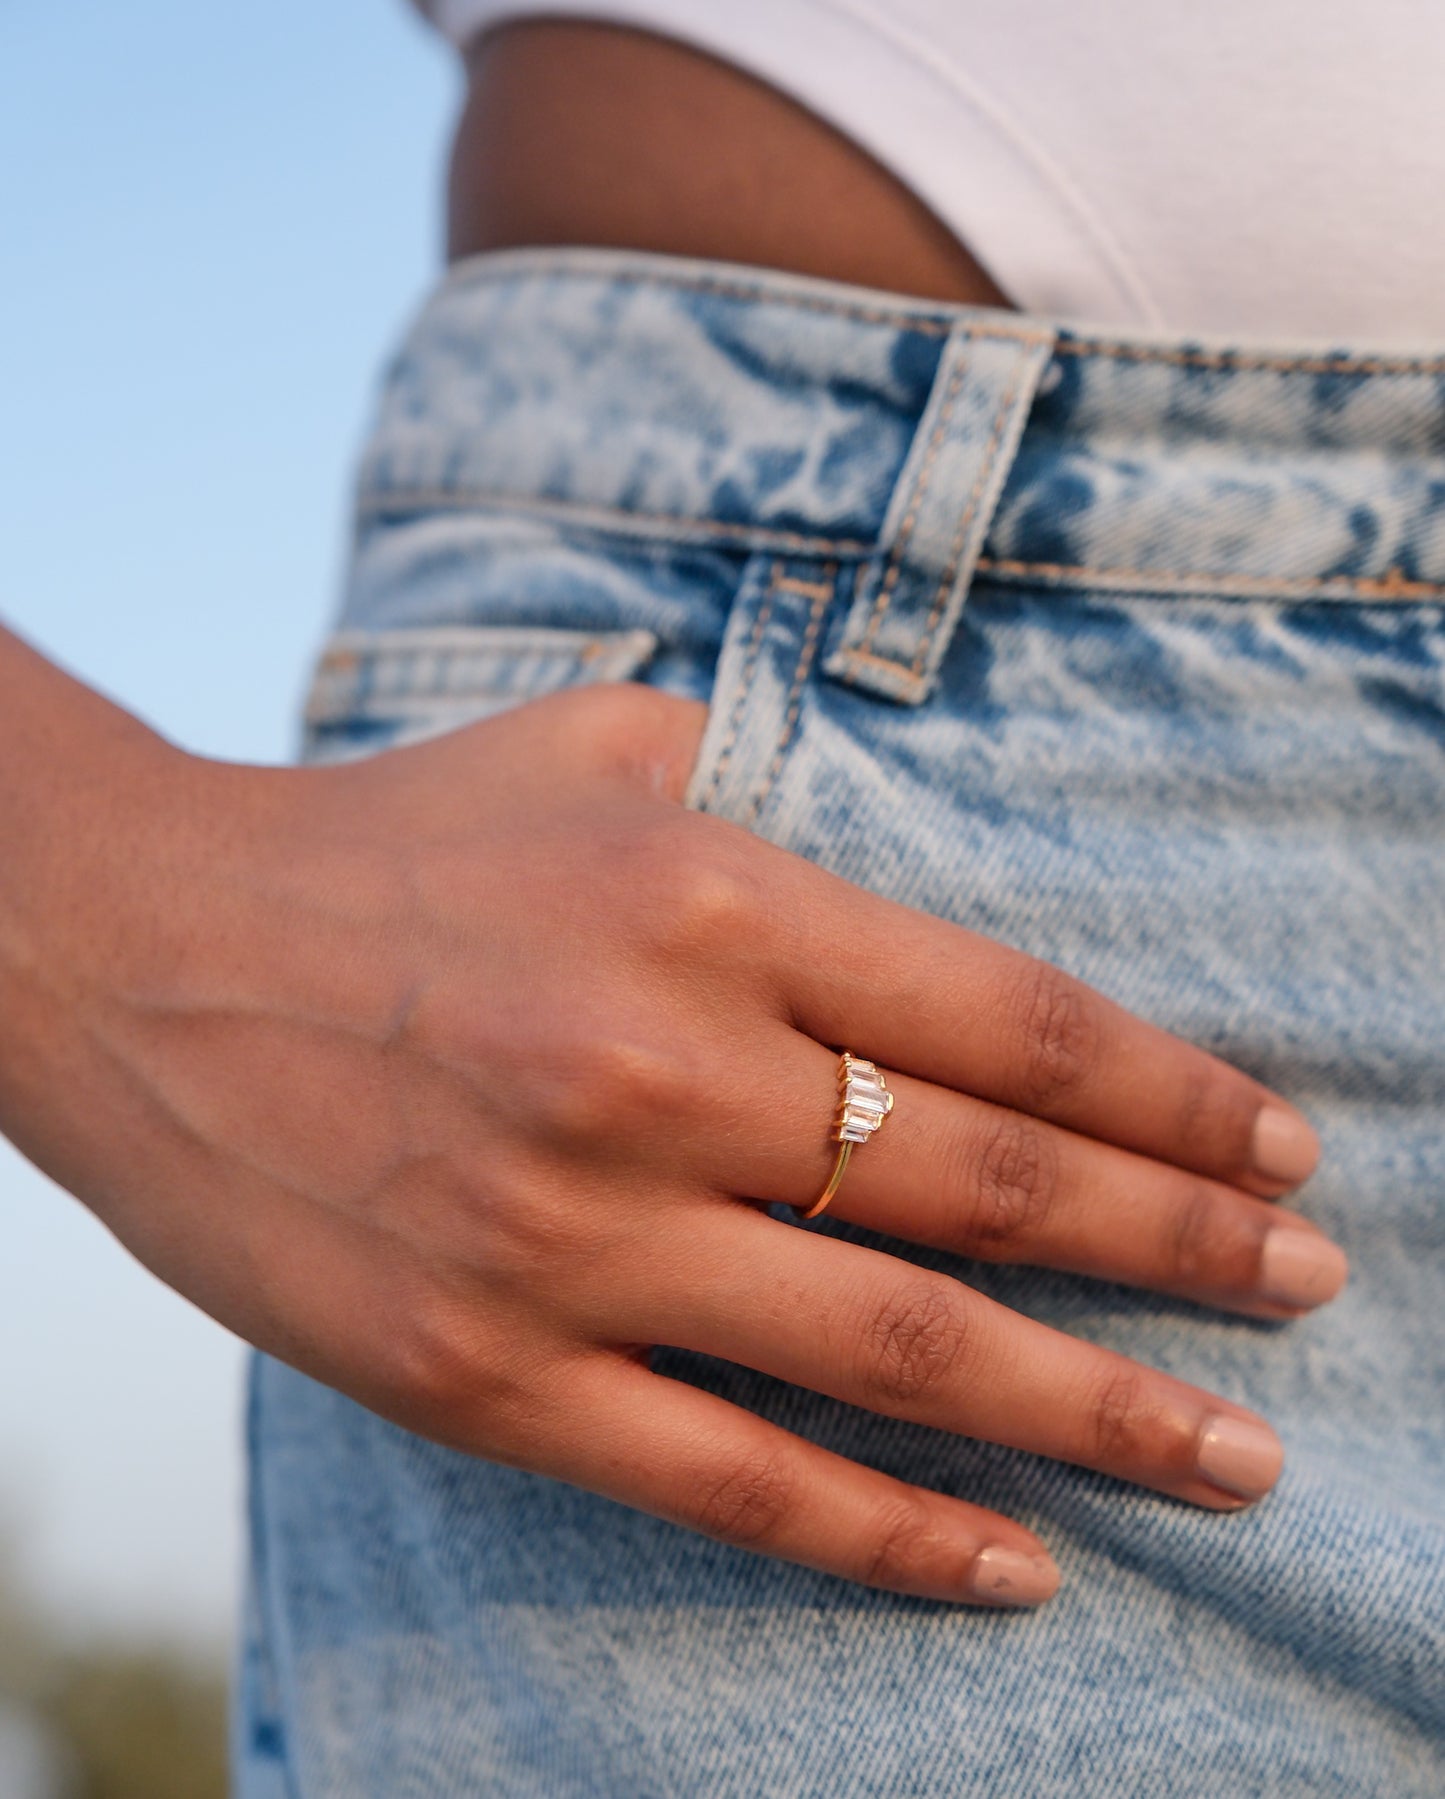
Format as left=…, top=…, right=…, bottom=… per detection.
left=233, top=246, right=1444, bottom=1798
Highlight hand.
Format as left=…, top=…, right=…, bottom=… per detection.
left=1, top=678, right=1343, bottom=1609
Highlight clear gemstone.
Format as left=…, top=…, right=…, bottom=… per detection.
left=833, top=1054, right=891, bottom=1144
left=845, top=1085, right=887, bottom=1112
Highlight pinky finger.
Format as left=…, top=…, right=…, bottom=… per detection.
left=546, top=1349, right=1061, bottom=1609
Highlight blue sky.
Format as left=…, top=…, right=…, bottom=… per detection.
left=0, top=0, right=457, bottom=1648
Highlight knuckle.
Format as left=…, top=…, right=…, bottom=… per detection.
left=1165, top=1180, right=1229, bottom=1285
left=1173, top=1061, right=1256, bottom=1172
left=544, top=681, right=709, bottom=812
left=636, top=833, right=764, bottom=960
left=539, top=1026, right=700, bottom=1146
left=858, top=1491, right=941, bottom=1589
left=389, top=1294, right=530, bottom=1439
left=1086, top=1365, right=1159, bottom=1466
left=548, top=677, right=653, bottom=760
left=966, top=1110, right=1059, bottom=1247
left=480, top=1165, right=598, bottom=1287
left=690, top=1453, right=792, bottom=1549
left=857, top=1280, right=972, bottom=1410
left=1009, top=961, right=1101, bottom=1112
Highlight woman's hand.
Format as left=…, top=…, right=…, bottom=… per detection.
left=0, top=673, right=1344, bottom=1609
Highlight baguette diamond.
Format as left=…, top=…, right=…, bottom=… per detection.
left=796, top=1048, right=897, bottom=1221
left=834, top=1052, right=894, bottom=1144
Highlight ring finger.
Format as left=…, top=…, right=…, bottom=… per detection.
left=700, top=1027, right=1346, bottom=1319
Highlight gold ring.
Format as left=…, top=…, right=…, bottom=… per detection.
left=795, top=1049, right=895, bottom=1221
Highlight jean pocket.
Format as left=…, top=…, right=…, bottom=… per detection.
left=296, top=621, right=662, bottom=765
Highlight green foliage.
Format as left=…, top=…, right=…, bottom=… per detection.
left=44, top=1651, right=227, bottom=1799
left=0, top=1537, right=227, bottom=1799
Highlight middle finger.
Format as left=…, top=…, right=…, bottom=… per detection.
left=637, top=1205, right=1287, bottom=1510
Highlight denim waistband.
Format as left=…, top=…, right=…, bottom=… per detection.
left=357, top=245, right=1445, bottom=706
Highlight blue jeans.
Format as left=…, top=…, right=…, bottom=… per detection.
left=233, top=247, right=1445, bottom=1796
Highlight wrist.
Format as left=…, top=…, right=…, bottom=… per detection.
left=0, top=736, right=311, bottom=1228
left=0, top=711, right=182, bottom=987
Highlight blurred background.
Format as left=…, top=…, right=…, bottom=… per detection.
left=1, top=2, right=456, bottom=1790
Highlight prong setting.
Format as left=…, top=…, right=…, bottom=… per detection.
left=797, top=1050, right=896, bottom=1220
left=833, top=1052, right=894, bottom=1144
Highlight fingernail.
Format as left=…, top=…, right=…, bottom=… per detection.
left=968, top=1547, right=1059, bottom=1607
left=1196, top=1415, right=1284, bottom=1501
left=1251, top=1105, right=1319, bottom=1184
left=1259, top=1228, right=1349, bottom=1309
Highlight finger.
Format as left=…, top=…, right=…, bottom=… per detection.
left=831, top=1075, right=1346, bottom=1317
left=750, top=844, right=1320, bottom=1196
left=541, top=1347, right=1061, bottom=1608
left=706, top=1027, right=1347, bottom=1318
left=634, top=1207, right=1287, bottom=1511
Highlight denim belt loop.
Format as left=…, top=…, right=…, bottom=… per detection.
left=822, top=319, right=1057, bottom=706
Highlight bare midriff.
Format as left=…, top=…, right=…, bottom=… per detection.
left=447, top=19, right=1015, bottom=310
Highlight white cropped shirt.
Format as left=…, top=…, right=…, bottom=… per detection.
left=412, top=0, right=1445, bottom=347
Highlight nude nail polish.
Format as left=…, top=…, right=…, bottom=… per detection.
left=968, top=1547, right=1059, bottom=1607
left=1196, top=1415, right=1284, bottom=1501
left=1251, top=1105, right=1320, bottom=1184
left=1259, top=1228, right=1349, bottom=1309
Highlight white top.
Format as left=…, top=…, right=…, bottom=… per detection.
left=412, top=0, right=1445, bottom=347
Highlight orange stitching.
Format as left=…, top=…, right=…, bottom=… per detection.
left=857, top=352, right=970, bottom=658
left=833, top=644, right=928, bottom=694
left=698, top=559, right=780, bottom=814
left=772, top=575, right=836, bottom=600
left=1053, top=339, right=1445, bottom=377
left=974, top=555, right=1445, bottom=599
left=746, top=565, right=836, bottom=828
left=358, top=487, right=873, bottom=559
left=909, top=359, right=1029, bottom=678
left=837, top=644, right=926, bottom=674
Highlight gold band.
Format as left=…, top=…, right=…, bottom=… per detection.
left=796, top=1049, right=894, bottom=1221
left=797, top=1142, right=853, bottom=1221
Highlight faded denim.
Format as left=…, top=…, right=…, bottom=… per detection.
left=233, top=246, right=1445, bottom=1796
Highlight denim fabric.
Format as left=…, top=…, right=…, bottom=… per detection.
left=233, top=247, right=1445, bottom=1797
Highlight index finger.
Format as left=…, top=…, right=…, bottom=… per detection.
left=756, top=847, right=1319, bottom=1196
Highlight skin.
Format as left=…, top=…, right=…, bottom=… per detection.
left=0, top=20, right=1347, bottom=1610
left=448, top=20, right=1015, bottom=305
left=0, top=620, right=1340, bottom=1609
